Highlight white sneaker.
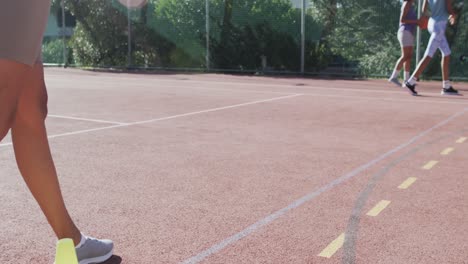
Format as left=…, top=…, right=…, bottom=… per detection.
left=76, top=236, right=114, bottom=264
left=388, top=77, right=401, bottom=87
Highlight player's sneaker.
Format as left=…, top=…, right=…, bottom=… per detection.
left=388, top=77, right=401, bottom=87
left=441, top=87, right=459, bottom=95
left=76, top=236, right=114, bottom=264
left=404, top=81, right=418, bottom=96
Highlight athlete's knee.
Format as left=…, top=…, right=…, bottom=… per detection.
left=15, top=94, right=49, bottom=127
left=0, top=109, right=16, bottom=141
left=0, top=60, right=28, bottom=140
left=0, top=90, right=18, bottom=140
left=402, top=54, right=412, bottom=61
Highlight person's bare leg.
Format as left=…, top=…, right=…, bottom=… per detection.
left=442, top=55, right=450, bottom=81
left=394, top=47, right=413, bottom=73
left=390, top=46, right=414, bottom=87
left=403, top=47, right=413, bottom=82
left=0, top=59, right=29, bottom=140
left=404, top=48, right=413, bottom=73
left=408, top=55, right=432, bottom=82
left=10, top=62, right=82, bottom=245
left=392, top=47, right=408, bottom=73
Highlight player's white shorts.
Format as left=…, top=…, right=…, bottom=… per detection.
left=424, top=19, right=451, bottom=57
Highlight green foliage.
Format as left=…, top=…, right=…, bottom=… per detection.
left=327, top=0, right=401, bottom=76
left=448, top=0, right=467, bottom=79
left=358, top=37, right=400, bottom=76
left=47, top=0, right=466, bottom=79
left=57, top=0, right=325, bottom=71
left=42, top=39, right=65, bottom=64
left=151, top=0, right=324, bottom=71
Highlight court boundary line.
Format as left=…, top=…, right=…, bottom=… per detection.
left=46, top=74, right=468, bottom=102
left=115, top=83, right=468, bottom=105
left=48, top=76, right=404, bottom=95
left=159, top=85, right=468, bottom=106
left=342, top=123, right=468, bottom=264
left=130, top=94, right=301, bottom=125
left=48, top=115, right=129, bottom=125
left=45, top=78, right=468, bottom=107
left=180, top=108, right=468, bottom=264
left=0, top=94, right=302, bottom=148
left=49, top=73, right=468, bottom=97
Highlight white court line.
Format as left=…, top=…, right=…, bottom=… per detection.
left=45, top=74, right=399, bottom=94
left=301, top=93, right=468, bottom=106
left=106, top=83, right=468, bottom=106
left=46, top=75, right=466, bottom=100
left=0, top=94, right=301, bottom=149
left=48, top=115, right=128, bottom=125
left=180, top=107, right=468, bottom=264
left=131, top=94, right=302, bottom=125
left=46, top=124, right=128, bottom=140
left=160, top=85, right=468, bottom=106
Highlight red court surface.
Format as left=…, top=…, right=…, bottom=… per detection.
left=1, top=68, right=467, bottom=264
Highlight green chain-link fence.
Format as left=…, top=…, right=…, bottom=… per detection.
left=43, top=0, right=467, bottom=80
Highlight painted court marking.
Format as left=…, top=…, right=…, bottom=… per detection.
left=441, top=147, right=454, bottom=155
left=181, top=108, right=468, bottom=264
left=119, top=83, right=468, bottom=106
left=366, top=200, right=391, bottom=217
left=0, top=94, right=301, bottom=149
left=62, top=74, right=455, bottom=98
left=3, top=73, right=467, bottom=262
left=48, top=114, right=129, bottom=125
left=318, top=233, right=345, bottom=258
left=131, top=94, right=302, bottom=125
left=422, top=160, right=439, bottom=170
left=398, top=177, right=418, bottom=189
left=456, top=137, right=467, bottom=143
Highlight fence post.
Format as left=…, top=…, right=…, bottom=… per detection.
left=61, top=0, right=67, bottom=67
left=206, top=0, right=210, bottom=71
left=301, top=0, right=305, bottom=74
left=127, top=0, right=132, bottom=68
left=416, top=0, right=422, bottom=66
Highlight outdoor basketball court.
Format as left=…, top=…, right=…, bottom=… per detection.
left=0, top=68, right=467, bottom=263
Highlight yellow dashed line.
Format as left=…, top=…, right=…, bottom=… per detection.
left=398, top=177, right=418, bottom=189
left=318, top=233, right=345, bottom=258
left=366, top=200, right=391, bottom=217
left=456, top=137, right=467, bottom=143
left=441, top=147, right=454, bottom=155
left=422, top=160, right=438, bottom=170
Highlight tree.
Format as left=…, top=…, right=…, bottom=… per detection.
left=326, top=0, right=401, bottom=75
left=450, top=0, right=467, bottom=79
left=152, top=0, right=323, bottom=71
left=51, top=0, right=175, bottom=67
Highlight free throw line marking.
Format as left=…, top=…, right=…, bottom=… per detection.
left=398, top=177, right=417, bottom=189
left=366, top=200, right=391, bottom=217
left=422, top=160, right=439, bottom=170
left=441, top=147, right=454, bottom=155
left=318, top=233, right=345, bottom=258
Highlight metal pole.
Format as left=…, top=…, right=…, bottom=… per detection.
left=127, top=1, right=132, bottom=68
left=206, top=0, right=210, bottom=71
left=301, top=0, right=305, bottom=74
left=416, top=0, right=422, bottom=65
left=61, top=0, right=67, bottom=67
